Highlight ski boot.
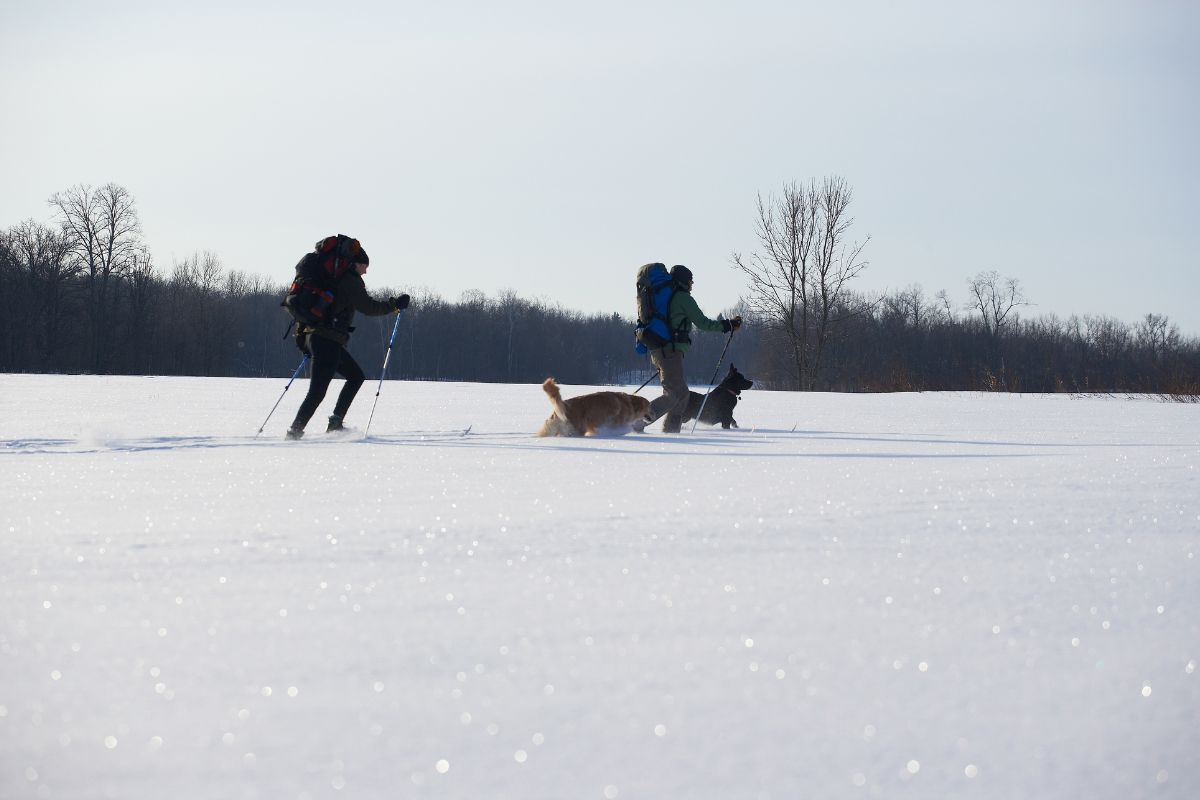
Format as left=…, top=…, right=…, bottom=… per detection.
left=326, top=414, right=345, bottom=433
left=285, top=426, right=304, bottom=440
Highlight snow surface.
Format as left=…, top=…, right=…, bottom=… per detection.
left=2, top=374, right=1198, bottom=800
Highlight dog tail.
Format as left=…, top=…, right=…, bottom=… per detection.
left=542, top=378, right=571, bottom=420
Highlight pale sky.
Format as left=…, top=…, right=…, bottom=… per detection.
left=3, top=0, right=1198, bottom=332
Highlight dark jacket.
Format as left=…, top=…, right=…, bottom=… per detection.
left=308, top=270, right=395, bottom=346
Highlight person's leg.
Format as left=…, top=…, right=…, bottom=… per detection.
left=290, top=336, right=338, bottom=434
left=644, top=349, right=673, bottom=423
left=329, top=348, right=366, bottom=425
left=647, top=348, right=689, bottom=432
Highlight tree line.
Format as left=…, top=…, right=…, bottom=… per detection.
left=743, top=282, right=1200, bottom=395
left=0, top=185, right=695, bottom=384
left=2, top=181, right=1197, bottom=396
left=0, top=217, right=662, bottom=384
left=732, top=178, right=1199, bottom=396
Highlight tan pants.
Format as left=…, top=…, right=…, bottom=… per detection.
left=648, top=347, right=689, bottom=432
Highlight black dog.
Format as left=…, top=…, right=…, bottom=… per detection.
left=682, top=364, right=753, bottom=429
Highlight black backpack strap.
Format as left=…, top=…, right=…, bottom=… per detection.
left=666, top=288, right=693, bottom=345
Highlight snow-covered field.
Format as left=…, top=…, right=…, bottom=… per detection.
left=2, top=374, right=1198, bottom=800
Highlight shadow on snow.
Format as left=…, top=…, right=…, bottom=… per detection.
left=3, top=426, right=1176, bottom=459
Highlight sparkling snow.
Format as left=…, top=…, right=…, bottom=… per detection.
left=1, top=374, right=1198, bottom=799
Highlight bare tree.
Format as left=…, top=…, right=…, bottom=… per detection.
left=965, top=270, right=1029, bottom=388
left=1134, top=313, right=1180, bottom=365
left=966, top=270, right=1028, bottom=338
left=934, top=289, right=955, bottom=324
left=1085, top=314, right=1132, bottom=390
left=733, top=176, right=869, bottom=389
left=0, top=228, right=25, bottom=370
left=885, top=284, right=937, bottom=331
left=811, top=177, right=870, bottom=368
left=4, top=219, right=77, bottom=368
left=497, top=289, right=523, bottom=380
left=732, top=181, right=813, bottom=389
left=169, top=251, right=227, bottom=374
left=125, top=246, right=157, bottom=372
left=49, top=183, right=143, bottom=371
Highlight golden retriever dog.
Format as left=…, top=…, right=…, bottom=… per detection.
left=538, top=378, right=651, bottom=437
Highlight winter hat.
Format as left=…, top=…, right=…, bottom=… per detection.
left=670, top=264, right=693, bottom=285
left=356, top=247, right=369, bottom=266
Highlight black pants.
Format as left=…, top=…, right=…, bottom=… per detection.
left=291, top=335, right=365, bottom=431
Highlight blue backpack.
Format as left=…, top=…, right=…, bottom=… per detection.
left=634, top=262, right=677, bottom=354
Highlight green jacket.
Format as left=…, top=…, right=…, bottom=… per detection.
left=668, top=290, right=727, bottom=352
left=307, top=271, right=395, bottom=346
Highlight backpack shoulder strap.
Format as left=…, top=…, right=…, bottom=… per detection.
left=669, top=289, right=693, bottom=343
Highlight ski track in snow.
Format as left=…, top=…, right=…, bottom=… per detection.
left=1, top=375, right=1198, bottom=799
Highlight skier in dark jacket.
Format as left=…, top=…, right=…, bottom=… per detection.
left=637, top=264, right=742, bottom=433
left=287, top=249, right=409, bottom=439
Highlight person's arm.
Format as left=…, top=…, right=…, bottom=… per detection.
left=341, top=273, right=397, bottom=316
left=675, top=291, right=728, bottom=333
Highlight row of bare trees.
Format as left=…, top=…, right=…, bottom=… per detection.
left=3, top=179, right=1196, bottom=394
left=737, top=280, right=1199, bottom=395
left=730, top=176, right=1198, bottom=395
left=1, top=184, right=151, bottom=373
left=0, top=200, right=659, bottom=382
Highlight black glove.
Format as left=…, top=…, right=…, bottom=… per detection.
left=730, top=315, right=743, bottom=331
left=392, top=294, right=411, bottom=311
left=293, top=330, right=311, bottom=356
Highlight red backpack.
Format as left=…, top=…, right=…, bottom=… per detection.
left=282, top=235, right=362, bottom=326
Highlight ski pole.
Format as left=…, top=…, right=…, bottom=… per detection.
left=364, top=308, right=405, bottom=438
left=689, top=329, right=735, bottom=435
left=634, top=370, right=658, bottom=393
left=255, top=354, right=310, bottom=438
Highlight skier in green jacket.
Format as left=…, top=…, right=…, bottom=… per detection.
left=637, top=264, right=742, bottom=433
